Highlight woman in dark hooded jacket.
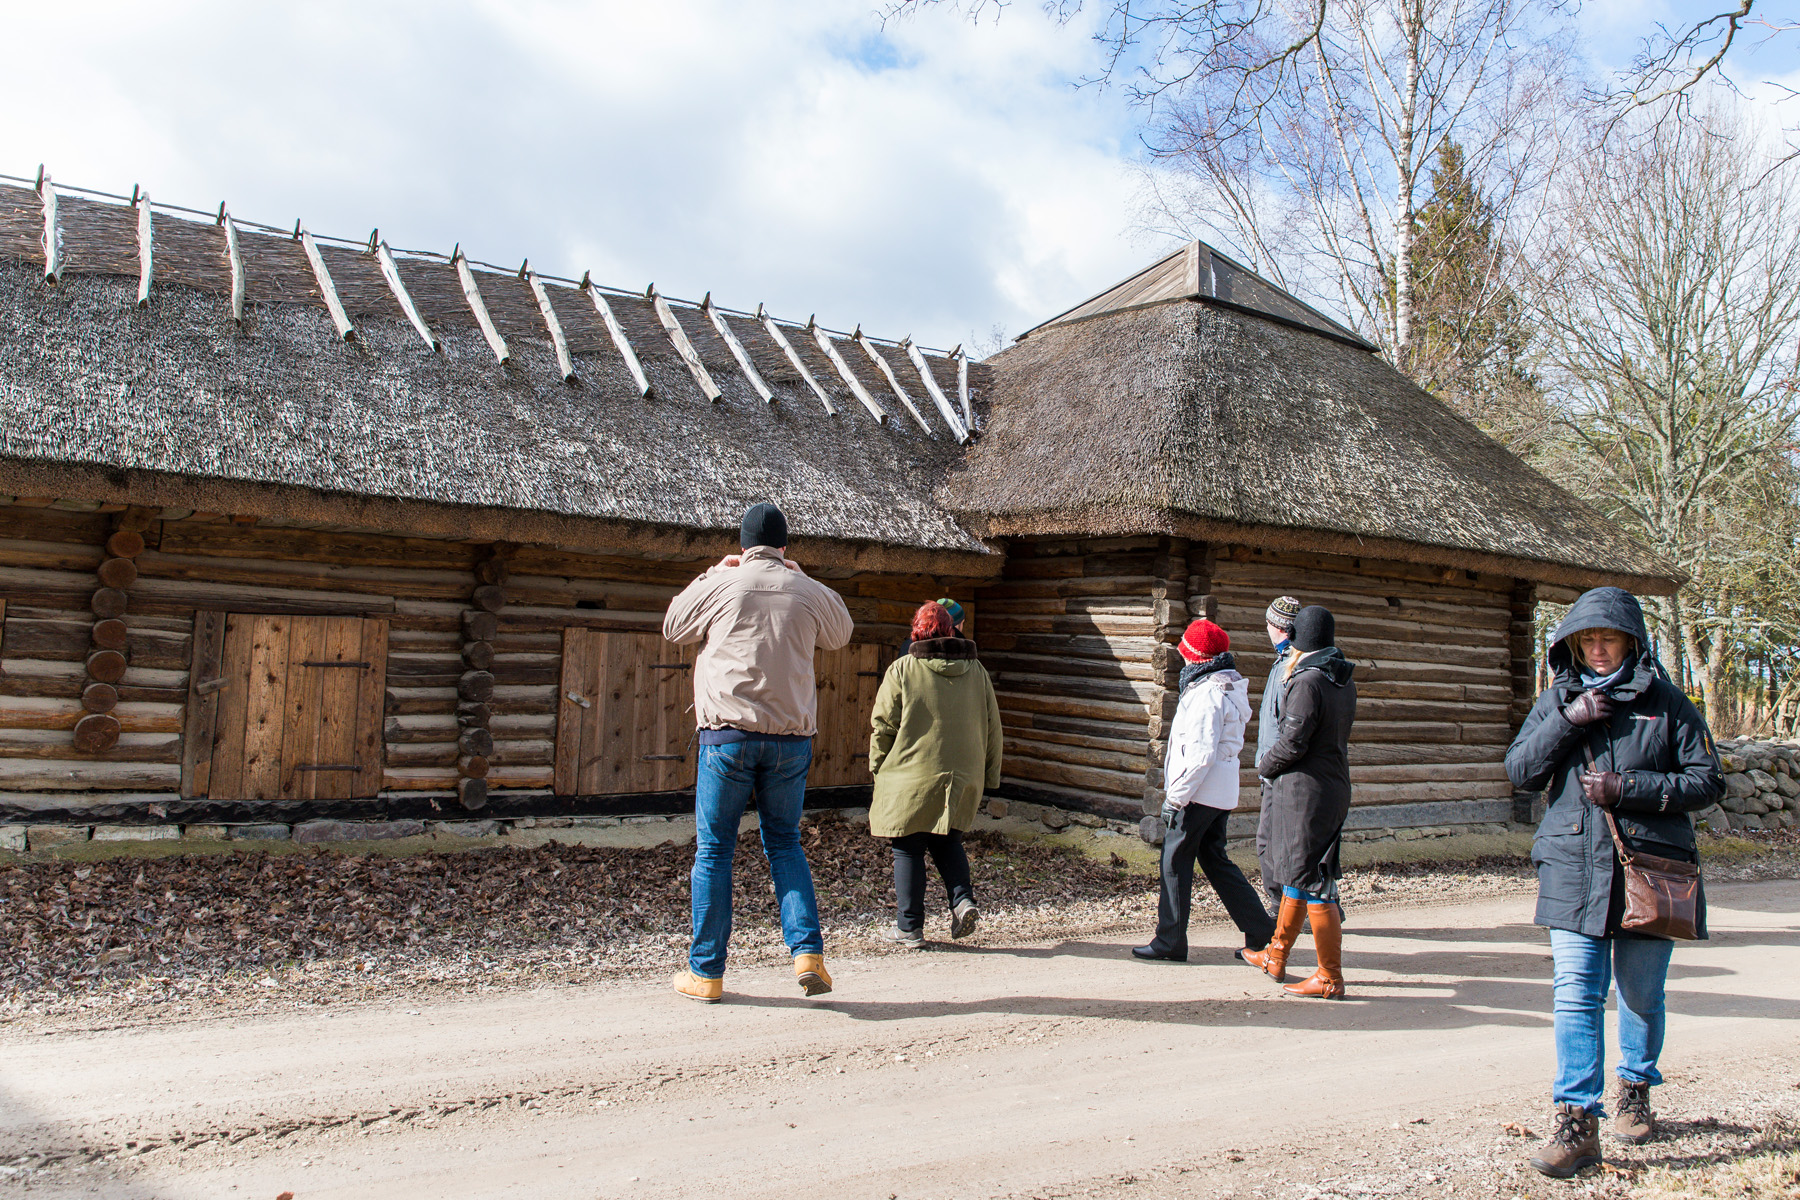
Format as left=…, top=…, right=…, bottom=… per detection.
left=1241, top=605, right=1356, bottom=999
left=1505, top=587, right=1721, bottom=1179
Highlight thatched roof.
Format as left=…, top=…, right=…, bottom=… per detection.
left=0, top=178, right=992, bottom=569
left=1026, top=240, right=1374, bottom=350
left=941, top=277, right=1679, bottom=593
left=0, top=175, right=1675, bottom=591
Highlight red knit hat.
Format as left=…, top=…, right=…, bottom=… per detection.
left=1178, top=619, right=1230, bottom=664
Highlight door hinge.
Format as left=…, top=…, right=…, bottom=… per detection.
left=301, top=660, right=372, bottom=669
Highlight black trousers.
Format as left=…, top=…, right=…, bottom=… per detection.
left=890, top=830, right=975, bottom=933
left=1149, top=803, right=1276, bottom=953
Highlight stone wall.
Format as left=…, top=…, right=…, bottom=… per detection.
left=1695, top=738, right=1800, bottom=834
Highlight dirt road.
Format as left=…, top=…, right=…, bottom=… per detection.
left=4, top=881, right=1797, bottom=1199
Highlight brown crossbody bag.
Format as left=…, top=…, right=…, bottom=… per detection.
left=1581, top=742, right=1701, bottom=940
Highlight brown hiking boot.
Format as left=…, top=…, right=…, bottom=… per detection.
left=1528, top=1103, right=1602, bottom=1178
left=1240, top=896, right=1305, bottom=982
left=1614, top=1080, right=1654, bottom=1144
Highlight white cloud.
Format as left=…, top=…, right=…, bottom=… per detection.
left=0, top=0, right=1169, bottom=348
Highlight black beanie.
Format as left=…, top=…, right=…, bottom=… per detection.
left=1293, top=605, right=1335, bottom=652
left=739, top=503, right=788, bottom=549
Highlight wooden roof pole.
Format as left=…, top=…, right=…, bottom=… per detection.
left=647, top=285, right=722, bottom=401
left=134, top=191, right=152, bottom=308
left=525, top=264, right=577, bottom=383
left=582, top=275, right=652, bottom=398
left=298, top=227, right=356, bottom=342
left=855, top=328, right=933, bottom=434
left=808, top=319, right=886, bottom=424
left=38, top=171, right=60, bottom=285
left=453, top=249, right=510, bottom=364
left=374, top=241, right=441, bottom=351
left=903, top=339, right=969, bottom=442
left=953, top=346, right=974, bottom=431
left=701, top=294, right=774, bottom=403
left=757, top=304, right=834, bottom=415
left=220, top=207, right=245, bottom=323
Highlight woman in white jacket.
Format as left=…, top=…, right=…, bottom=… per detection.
left=1133, top=620, right=1278, bottom=963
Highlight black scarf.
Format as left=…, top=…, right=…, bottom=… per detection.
left=1178, top=651, right=1237, bottom=694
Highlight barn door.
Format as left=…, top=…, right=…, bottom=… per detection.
left=187, top=614, right=388, bottom=800
left=554, top=630, right=698, bottom=795
left=808, top=644, right=887, bottom=787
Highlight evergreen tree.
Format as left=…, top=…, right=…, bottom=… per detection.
left=1407, top=142, right=1548, bottom=457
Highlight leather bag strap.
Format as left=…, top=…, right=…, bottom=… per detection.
left=1580, top=739, right=1636, bottom=865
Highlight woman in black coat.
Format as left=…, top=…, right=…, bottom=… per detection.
left=1242, top=605, right=1356, bottom=999
left=1505, top=587, right=1721, bottom=1179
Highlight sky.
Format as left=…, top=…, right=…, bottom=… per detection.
left=0, top=1, right=1793, bottom=351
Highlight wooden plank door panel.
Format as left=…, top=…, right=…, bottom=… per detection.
left=241, top=615, right=294, bottom=800
left=206, top=614, right=257, bottom=800
left=809, top=644, right=885, bottom=787
left=278, top=615, right=329, bottom=799
left=206, top=614, right=388, bottom=801
left=554, top=630, right=697, bottom=795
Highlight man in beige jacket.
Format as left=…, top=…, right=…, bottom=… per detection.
left=662, top=503, right=854, bottom=1002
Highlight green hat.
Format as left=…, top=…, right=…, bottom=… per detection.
left=935, top=597, right=964, bottom=626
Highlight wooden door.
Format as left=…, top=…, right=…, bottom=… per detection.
left=187, top=614, right=388, bottom=800
left=808, top=644, right=887, bottom=787
left=555, top=630, right=698, bottom=795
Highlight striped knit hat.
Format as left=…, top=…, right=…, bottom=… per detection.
left=1265, top=595, right=1301, bottom=632
left=1178, top=619, right=1230, bottom=664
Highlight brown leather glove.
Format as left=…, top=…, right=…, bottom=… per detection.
left=1564, top=689, right=1615, bottom=727
left=1580, top=770, right=1623, bottom=808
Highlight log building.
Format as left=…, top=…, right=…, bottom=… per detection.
left=0, top=175, right=1676, bottom=838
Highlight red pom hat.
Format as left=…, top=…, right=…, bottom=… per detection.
left=1177, top=619, right=1230, bottom=664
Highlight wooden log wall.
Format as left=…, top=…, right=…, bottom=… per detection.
left=976, top=536, right=1169, bottom=820
left=978, top=537, right=1528, bottom=827
left=0, top=500, right=986, bottom=819
left=1212, top=546, right=1519, bottom=815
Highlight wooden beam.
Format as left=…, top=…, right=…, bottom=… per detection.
left=808, top=318, right=886, bottom=424
left=298, top=227, right=356, bottom=342
left=647, top=285, right=722, bottom=401
left=453, top=250, right=510, bottom=364
left=757, top=305, right=835, bottom=415
left=583, top=278, right=652, bottom=397
left=903, top=339, right=969, bottom=442
left=526, top=267, right=577, bottom=383
left=220, top=207, right=245, bottom=323
left=134, top=192, right=153, bottom=307
left=855, top=328, right=932, bottom=434
left=374, top=241, right=440, bottom=351
left=38, top=173, right=60, bottom=285
left=701, top=294, right=774, bottom=403
left=951, top=345, right=974, bottom=431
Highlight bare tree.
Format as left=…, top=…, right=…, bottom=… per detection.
left=1596, top=1, right=1798, bottom=159
left=887, top=0, right=1580, bottom=381
left=1532, top=104, right=1800, bottom=717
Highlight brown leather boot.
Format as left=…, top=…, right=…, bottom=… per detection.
left=1528, top=1103, right=1602, bottom=1178
left=1283, top=903, right=1345, bottom=998
left=1614, top=1080, right=1655, bottom=1144
left=1240, top=896, right=1305, bottom=982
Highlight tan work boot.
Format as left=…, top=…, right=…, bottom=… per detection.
left=1614, top=1080, right=1655, bottom=1144
left=794, top=954, right=832, bottom=996
left=1282, top=903, right=1346, bottom=999
left=1528, top=1103, right=1602, bottom=1178
left=1240, top=896, right=1306, bottom=982
left=672, top=968, right=722, bottom=1003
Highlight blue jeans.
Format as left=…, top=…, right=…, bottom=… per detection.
left=1549, top=929, right=1674, bottom=1113
left=689, top=740, right=822, bottom=978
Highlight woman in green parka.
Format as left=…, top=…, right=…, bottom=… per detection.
left=869, top=601, right=1005, bottom=948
